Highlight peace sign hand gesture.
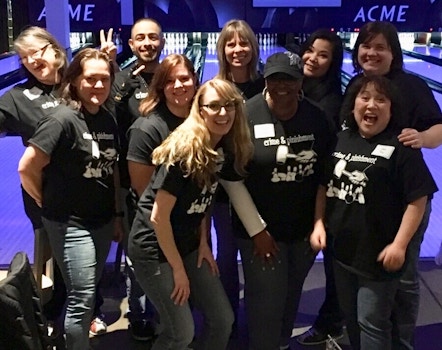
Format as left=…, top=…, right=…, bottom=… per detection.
left=100, top=28, right=117, bottom=63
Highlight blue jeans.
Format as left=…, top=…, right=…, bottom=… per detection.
left=238, top=237, right=316, bottom=350
left=334, top=260, right=400, bottom=350
left=132, top=249, right=233, bottom=350
left=392, top=200, right=432, bottom=350
left=43, top=218, right=113, bottom=350
left=212, top=201, right=239, bottom=320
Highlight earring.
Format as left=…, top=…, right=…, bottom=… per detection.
left=298, top=89, right=304, bottom=101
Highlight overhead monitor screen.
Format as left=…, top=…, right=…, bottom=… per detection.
left=253, top=0, right=342, bottom=7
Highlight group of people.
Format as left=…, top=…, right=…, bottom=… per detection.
left=0, top=15, right=440, bottom=350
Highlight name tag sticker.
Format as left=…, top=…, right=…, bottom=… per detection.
left=254, top=123, right=275, bottom=139
left=372, top=144, right=395, bottom=159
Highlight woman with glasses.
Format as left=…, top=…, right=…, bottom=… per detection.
left=128, top=78, right=253, bottom=350
left=18, top=48, right=122, bottom=350
left=0, top=26, right=69, bottom=331
left=222, top=52, right=335, bottom=350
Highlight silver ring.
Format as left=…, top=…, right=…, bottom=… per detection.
left=265, top=253, right=271, bottom=258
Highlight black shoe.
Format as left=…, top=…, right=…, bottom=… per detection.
left=297, top=327, right=343, bottom=346
left=129, top=320, right=156, bottom=341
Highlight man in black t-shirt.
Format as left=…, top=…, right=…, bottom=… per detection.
left=110, top=18, right=165, bottom=341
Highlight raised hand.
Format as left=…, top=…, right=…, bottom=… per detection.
left=100, top=28, right=117, bottom=63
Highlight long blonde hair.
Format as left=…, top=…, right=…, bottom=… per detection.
left=152, top=78, right=253, bottom=188
left=216, top=19, right=260, bottom=82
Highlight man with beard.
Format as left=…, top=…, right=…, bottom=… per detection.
left=111, top=18, right=165, bottom=342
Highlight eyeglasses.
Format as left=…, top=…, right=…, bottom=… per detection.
left=21, top=44, right=51, bottom=61
left=201, top=100, right=237, bottom=113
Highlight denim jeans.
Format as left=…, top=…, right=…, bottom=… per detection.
left=132, top=249, right=234, bottom=350
left=392, top=200, right=431, bottom=350
left=238, top=237, right=316, bottom=350
left=212, top=201, right=239, bottom=320
left=334, top=260, right=400, bottom=350
left=43, top=218, right=113, bottom=350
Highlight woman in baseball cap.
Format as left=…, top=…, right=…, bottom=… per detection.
left=222, top=51, right=336, bottom=349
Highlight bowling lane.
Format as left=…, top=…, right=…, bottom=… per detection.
left=258, top=45, right=288, bottom=63
left=201, top=45, right=219, bottom=83
left=342, top=51, right=355, bottom=77
left=411, top=45, right=442, bottom=60
left=403, top=54, right=442, bottom=83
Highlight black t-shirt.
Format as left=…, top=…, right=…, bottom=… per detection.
left=127, top=103, right=185, bottom=166
left=0, top=77, right=60, bottom=229
left=232, top=94, right=335, bottom=242
left=324, top=129, right=438, bottom=280
left=344, top=70, right=442, bottom=131
left=303, top=77, right=342, bottom=133
left=234, top=75, right=265, bottom=100
left=0, top=77, right=60, bottom=145
left=129, top=164, right=219, bottom=263
left=29, top=105, right=119, bottom=228
left=111, top=65, right=154, bottom=188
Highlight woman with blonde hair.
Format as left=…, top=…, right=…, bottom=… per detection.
left=0, top=26, right=69, bottom=330
left=215, top=20, right=265, bottom=330
left=128, top=78, right=253, bottom=349
left=216, top=19, right=264, bottom=98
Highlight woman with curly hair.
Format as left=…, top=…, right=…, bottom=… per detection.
left=129, top=78, right=253, bottom=350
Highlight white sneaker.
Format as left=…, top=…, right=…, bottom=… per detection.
left=89, top=316, right=107, bottom=336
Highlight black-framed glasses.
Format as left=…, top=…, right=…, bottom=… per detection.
left=21, top=43, right=51, bottom=61
left=201, top=100, right=237, bottom=113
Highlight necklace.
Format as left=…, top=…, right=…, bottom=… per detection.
left=235, top=80, right=252, bottom=100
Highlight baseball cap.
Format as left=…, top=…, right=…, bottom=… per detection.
left=264, top=51, right=304, bottom=80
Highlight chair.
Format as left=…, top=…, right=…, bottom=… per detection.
left=0, top=252, right=50, bottom=350
left=33, top=228, right=54, bottom=305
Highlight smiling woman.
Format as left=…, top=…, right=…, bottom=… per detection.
left=18, top=48, right=121, bottom=350
left=128, top=78, right=252, bottom=349
left=0, top=26, right=70, bottom=331
left=312, top=74, right=438, bottom=350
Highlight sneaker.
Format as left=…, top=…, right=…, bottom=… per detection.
left=47, top=321, right=56, bottom=338
left=297, top=327, right=343, bottom=345
left=89, top=316, right=107, bottom=336
left=128, top=320, right=155, bottom=341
